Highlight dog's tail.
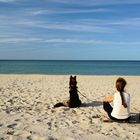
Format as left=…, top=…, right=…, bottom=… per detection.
left=54, top=102, right=66, bottom=108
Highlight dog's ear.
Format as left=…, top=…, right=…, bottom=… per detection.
left=70, top=75, right=73, bottom=79
left=74, top=76, right=76, bottom=80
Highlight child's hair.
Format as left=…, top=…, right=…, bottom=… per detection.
left=116, top=77, right=127, bottom=108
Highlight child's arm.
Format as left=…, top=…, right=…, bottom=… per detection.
left=101, top=95, right=114, bottom=102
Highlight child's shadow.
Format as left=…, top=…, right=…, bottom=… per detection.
left=129, top=113, right=140, bottom=123
left=81, top=101, right=103, bottom=107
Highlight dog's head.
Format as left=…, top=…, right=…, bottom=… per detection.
left=69, top=75, right=77, bottom=89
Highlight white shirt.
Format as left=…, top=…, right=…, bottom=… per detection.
left=111, top=91, right=130, bottom=119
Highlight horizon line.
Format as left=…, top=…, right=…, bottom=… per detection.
left=0, top=59, right=140, bottom=61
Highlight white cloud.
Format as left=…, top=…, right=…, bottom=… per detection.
left=18, top=18, right=140, bottom=33
left=50, top=0, right=140, bottom=5
left=1, top=13, right=140, bottom=35
left=0, top=14, right=113, bottom=34
left=30, top=8, right=110, bottom=16
left=19, top=20, right=113, bottom=33
left=109, top=18, right=140, bottom=26
left=77, top=18, right=140, bottom=27
left=0, top=0, right=16, bottom=3
left=1, top=37, right=140, bottom=45
left=0, top=37, right=42, bottom=43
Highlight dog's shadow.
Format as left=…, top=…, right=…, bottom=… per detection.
left=81, top=101, right=103, bottom=107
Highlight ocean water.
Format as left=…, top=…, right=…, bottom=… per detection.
left=0, top=60, right=140, bottom=75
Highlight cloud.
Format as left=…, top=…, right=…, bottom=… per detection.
left=1, top=12, right=140, bottom=36
left=108, top=18, right=140, bottom=26
left=30, top=8, right=110, bottom=16
left=50, top=0, right=140, bottom=5
left=78, top=18, right=140, bottom=27
left=17, top=17, right=140, bottom=33
left=0, top=0, right=16, bottom=3
left=0, top=37, right=42, bottom=43
left=1, top=37, right=140, bottom=45
left=19, top=20, right=113, bottom=33
left=0, top=18, right=112, bottom=36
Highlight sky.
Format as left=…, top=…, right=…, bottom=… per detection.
left=0, top=0, right=140, bottom=60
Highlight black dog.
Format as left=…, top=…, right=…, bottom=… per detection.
left=54, top=75, right=81, bottom=108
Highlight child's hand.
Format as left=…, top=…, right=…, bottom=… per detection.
left=102, top=95, right=114, bottom=102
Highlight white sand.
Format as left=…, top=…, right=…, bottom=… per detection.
left=0, top=75, right=140, bottom=140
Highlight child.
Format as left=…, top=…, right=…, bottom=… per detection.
left=103, top=77, right=131, bottom=121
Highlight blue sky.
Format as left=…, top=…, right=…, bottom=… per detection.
left=0, top=0, right=140, bottom=60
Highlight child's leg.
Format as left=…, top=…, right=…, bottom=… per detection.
left=103, top=102, right=113, bottom=119
left=103, top=102, right=131, bottom=121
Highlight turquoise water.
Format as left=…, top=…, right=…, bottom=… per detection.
left=0, top=60, right=140, bottom=75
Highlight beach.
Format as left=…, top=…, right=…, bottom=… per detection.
left=0, top=75, right=140, bottom=140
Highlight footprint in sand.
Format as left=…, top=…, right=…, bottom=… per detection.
left=7, top=123, right=17, bottom=128
left=0, top=123, right=3, bottom=127
left=7, top=128, right=15, bottom=135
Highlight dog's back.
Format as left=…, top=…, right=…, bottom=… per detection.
left=54, top=75, right=81, bottom=108
left=68, top=76, right=81, bottom=108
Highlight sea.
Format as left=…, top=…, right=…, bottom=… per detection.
left=0, top=60, right=140, bottom=75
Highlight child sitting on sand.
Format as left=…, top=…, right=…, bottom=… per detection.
left=102, top=77, right=131, bottom=122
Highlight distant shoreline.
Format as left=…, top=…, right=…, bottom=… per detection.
left=0, top=74, right=140, bottom=76
left=0, top=59, right=140, bottom=62
left=0, top=74, right=140, bottom=78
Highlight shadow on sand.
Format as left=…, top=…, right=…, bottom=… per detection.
left=103, top=113, right=140, bottom=124
left=81, top=101, right=103, bottom=107
left=81, top=102, right=140, bottom=124
left=128, top=113, right=140, bottom=124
